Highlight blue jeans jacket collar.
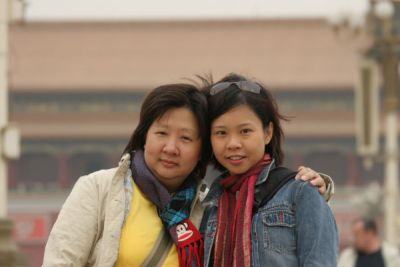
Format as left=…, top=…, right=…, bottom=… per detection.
left=202, top=159, right=276, bottom=208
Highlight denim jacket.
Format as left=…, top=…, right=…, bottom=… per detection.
left=199, top=161, right=339, bottom=267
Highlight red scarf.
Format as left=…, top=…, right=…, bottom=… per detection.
left=213, top=154, right=272, bottom=267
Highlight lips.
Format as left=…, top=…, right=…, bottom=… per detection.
left=226, top=155, right=245, bottom=160
left=226, top=155, right=246, bottom=165
left=160, top=159, right=178, bottom=168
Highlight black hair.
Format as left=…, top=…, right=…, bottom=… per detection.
left=202, top=73, right=288, bottom=171
left=123, top=83, right=210, bottom=178
left=354, top=217, right=379, bottom=234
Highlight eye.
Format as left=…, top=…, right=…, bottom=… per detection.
left=181, top=136, right=193, bottom=142
left=155, top=131, right=167, bottom=136
left=213, top=130, right=226, bottom=136
left=241, top=128, right=253, bottom=135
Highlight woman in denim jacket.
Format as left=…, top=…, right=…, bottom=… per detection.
left=200, top=73, right=339, bottom=267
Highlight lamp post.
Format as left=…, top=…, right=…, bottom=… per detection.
left=0, top=0, right=22, bottom=265
left=332, top=0, right=400, bottom=245
left=0, top=0, right=10, bottom=220
left=371, top=0, right=399, bottom=246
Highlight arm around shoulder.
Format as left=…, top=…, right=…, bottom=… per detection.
left=42, top=174, right=101, bottom=267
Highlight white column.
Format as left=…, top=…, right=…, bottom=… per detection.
left=0, top=0, right=9, bottom=218
left=384, top=111, right=399, bottom=245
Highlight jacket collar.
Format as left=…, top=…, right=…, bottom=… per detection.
left=118, top=153, right=131, bottom=167
left=202, top=159, right=276, bottom=207
left=255, top=159, right=276, bottom=185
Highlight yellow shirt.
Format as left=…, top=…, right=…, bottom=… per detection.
left=115, top=182, right=178, bottom=267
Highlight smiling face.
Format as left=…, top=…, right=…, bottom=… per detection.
left=144, top=107, right=202, bottom=192
left=211, top=104, right=273, bottom=176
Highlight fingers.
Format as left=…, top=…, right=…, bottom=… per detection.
left=295, top=166, right=316, bottom=180
left=318, top=184, right=327, bottom=195
left=294, top=166, right=303, bottom=179
left=295, top=166, right=327, bottom=195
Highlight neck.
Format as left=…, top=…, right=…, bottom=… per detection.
left=163, top=183, right=180, bottom=193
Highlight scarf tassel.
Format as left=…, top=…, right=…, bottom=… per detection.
left=178, top=239, right=203, bottom=267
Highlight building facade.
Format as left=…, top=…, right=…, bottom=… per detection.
left=7, top=19, right=400, bottom=266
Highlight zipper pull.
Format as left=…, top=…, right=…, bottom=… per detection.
left=198, top=183, right=209, bottom=202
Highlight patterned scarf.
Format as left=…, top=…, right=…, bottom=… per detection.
left=130, top=150, right=203, bottom=267
left=214, top=154, right=272, bottom=267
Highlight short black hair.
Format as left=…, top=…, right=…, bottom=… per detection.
left=354, top=217, right=379, bottom=234
left=123, top=83, right=210, bottom=178
left=202, top=73, right=288, bottom=171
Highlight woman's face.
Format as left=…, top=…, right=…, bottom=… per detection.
left=211, top=104, right=272, bottom=176
left=144, top=107, right=202, bottom=192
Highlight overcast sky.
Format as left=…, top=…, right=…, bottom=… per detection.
left=24, top=0, right=369, bottom=21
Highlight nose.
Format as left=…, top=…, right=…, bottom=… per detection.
left=227, top=135, right=241, bottom=150
left=162, top=136, right=179, bottom=155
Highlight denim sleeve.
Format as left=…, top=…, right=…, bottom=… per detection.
left=295, top=181, right=339, bottom=267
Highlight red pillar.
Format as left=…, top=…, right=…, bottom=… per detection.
left=292, top=153, right=304, bottom=170
left=347, top=154, right=360, bottom=186
left=7, top=161, right=17, bottom=189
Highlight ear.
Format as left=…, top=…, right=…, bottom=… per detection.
left=264, top=122, right=273, bottom=145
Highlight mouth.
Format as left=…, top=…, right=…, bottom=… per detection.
left=160, top=159, right=178, bottom=168
left=226, top=155, right=246, bottom=164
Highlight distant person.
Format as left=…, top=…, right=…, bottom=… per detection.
left=338, top=218, right=400, bottom=267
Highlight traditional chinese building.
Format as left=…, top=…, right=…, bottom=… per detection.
left=7, top=19, right=399, bottom=266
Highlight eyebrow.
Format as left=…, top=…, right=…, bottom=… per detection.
left=180, top=128, right=197, bottom=135
left=212, top=122, right=254, bottom=129
left=155, top=123, right=198, bottom=136
left=238, top=123, right=254, bottom=127
left=211, top=125, right=225, bottom=129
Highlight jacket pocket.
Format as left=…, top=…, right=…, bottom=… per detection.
left=261, top=205, right=296, bottom=254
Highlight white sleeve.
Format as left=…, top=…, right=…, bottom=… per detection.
left=42, top=175, right=99, bottom=267
left=320, top=173, right=334, bottom=202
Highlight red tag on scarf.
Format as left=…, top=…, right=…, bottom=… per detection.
left=175, top=219, right=202, bottom=247
left=174, top=219, right=204, bottom=267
